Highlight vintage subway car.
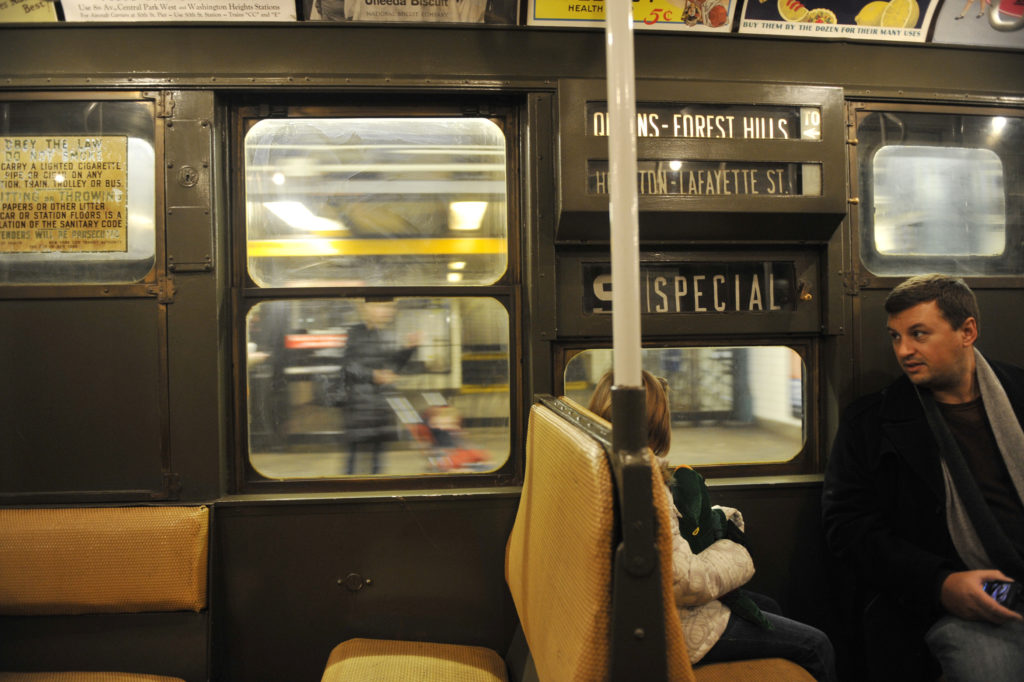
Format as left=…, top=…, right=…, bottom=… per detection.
left=1, top=6, right=1023, bottom=681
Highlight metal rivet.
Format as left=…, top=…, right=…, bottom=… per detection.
left=341, top=573, right=368, bottom=592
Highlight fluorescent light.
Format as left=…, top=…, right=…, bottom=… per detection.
left=447, top=272, right=463, bottom=283
left=264, top=201, right=346, bottom=233
left=448, top=201, right=487, bottom=231
left=448, top=261, right=467, bottom=270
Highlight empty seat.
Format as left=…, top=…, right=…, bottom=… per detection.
left=321, top=398, right=814, bottom=681
left=0, top=506, right=209, bottom=682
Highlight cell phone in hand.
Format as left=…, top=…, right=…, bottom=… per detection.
left=983, top=580, right=1022, bottom=609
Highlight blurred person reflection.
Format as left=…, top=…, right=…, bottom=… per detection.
left=343, top=300, right=420, bottom=474
left=248, top=302, right=291, bottom=451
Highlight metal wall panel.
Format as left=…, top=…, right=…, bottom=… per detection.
left=0, top=298, right=164, bottom=498
left=213, top=495, right=519, bottom=682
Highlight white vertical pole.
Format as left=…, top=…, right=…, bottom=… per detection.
left=605, top=0, right=642, bottom=389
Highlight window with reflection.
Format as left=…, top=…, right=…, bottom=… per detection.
left=857, top=110, right=1024, bottom=276
left=247, top=297, right=510, bottom=478
left=244, top=118, right=507, bottom=288
left=0, top=100, right=156, bottom=284
left=241, top=112, right=512, bottom=480
left=564, top=347, right=805, bottom=467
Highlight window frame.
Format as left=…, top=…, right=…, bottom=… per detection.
left=0, top=91, right=164, bottom=299
left=554, top=338, right=822, bottom=479
left=850, top=101, right=1024, bottom=289
left=230, top=97, right=523, bottom=493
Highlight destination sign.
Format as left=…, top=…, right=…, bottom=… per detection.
left=586, top=103, right=822, bottom=140
left=587, top=160, right=820, bottom=197
left=584, top=261, right=797, bottom=315
left=1, top=136, right=128, bottom=254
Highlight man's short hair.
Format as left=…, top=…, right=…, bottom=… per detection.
left=884, top=274, right=980, bottom=330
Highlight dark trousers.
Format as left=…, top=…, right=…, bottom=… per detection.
left=698, top=590, right=838, bottom=682
left=346, top=440, right=383, bottom=475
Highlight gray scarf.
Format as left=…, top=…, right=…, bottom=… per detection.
left=933, top=349, right=1024, bottom=573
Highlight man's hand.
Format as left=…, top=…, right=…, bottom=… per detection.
left=940, top=570, right=1023, bottom=624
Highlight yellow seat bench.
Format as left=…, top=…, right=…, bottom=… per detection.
left=0, top=506, right=209, bottom=682
left=320, top=398, right=815, bottom=681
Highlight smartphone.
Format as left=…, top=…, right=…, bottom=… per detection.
left=983, top=580, right=1022, bottom=609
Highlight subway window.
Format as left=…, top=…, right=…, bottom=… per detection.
left=857, top=108, right=1024, bottom=277
left=564, top=346, right=805, bottom=468
left=244, top=118, right=507, bottom=288
left=0, top=99, right=156, bottom=284
left=240, top=111, right=512, bottom=480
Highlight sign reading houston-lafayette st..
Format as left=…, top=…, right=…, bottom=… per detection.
left=587, top=160, right=815, bottom=196
left=581, top=102, right=823, bottom=198
left=0, top=136, right=128, bottom=253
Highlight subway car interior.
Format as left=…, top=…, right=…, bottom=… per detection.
left=1, top=1, right=1023, bottom=680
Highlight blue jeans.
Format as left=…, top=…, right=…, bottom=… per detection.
left=698, top=591, right=838, bottom=682
left=925, top=613, right=1024, bottom=682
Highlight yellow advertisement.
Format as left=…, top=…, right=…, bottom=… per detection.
left=0, top=0, right=59, bottom=22
left=527, top=0, right=736, bottom=30
left=0, top=136, right=129, bottom=254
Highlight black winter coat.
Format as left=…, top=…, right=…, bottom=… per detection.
left=822, top=359, right=1024, bottom=627
left=342, top=323, right=416, bottom=443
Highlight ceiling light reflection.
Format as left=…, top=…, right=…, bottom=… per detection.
left=449, top=201, right=488, bottom=231
left=264, top=201, right=347, bottom=233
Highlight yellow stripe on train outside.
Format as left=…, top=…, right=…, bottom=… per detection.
left=248, top=237, right=507, bottom=258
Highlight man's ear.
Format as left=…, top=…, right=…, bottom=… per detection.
left=960, top=316, right=979, bottom=346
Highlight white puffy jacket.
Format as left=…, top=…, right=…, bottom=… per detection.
left=669, top=500, right=755, bottom=663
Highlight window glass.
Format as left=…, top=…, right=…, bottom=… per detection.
left=858, top=111, right=1024, bottom=276
left=244, top=118, right=508, bottom=288
left=0, top=100, right=156, bottom=284
left=564, top=346, right=804, bottom=467
left=873, top=146, right=1004, bottom=257
left=247, top=296, right=510, bottom=478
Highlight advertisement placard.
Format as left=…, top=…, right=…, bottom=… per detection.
left=309, top=0, right=516, bottom=23
left=0, top=0, right=58, bottom=22
left=1, top=136, right=129, bottom=254
left=740, top=0, right=940, bottom=41
left=61, top=0, right=296, bottom=22
left=931, top=0, right=1024, bottom=49
left=527, top=0, right=737, bottom=31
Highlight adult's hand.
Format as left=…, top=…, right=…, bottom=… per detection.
left=940, top=570, right=1023, bottom=624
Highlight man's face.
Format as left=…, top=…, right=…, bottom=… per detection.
left=886, top=300, right=976, bottom=395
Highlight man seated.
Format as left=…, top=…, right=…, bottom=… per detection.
left=823, top=274, right=1024, bottom=681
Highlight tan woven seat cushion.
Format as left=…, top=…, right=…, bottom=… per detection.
left=0, top=506, right=208, bottom=615
left=0, top=674, right=185, bottom=682
left=321, top=638, right=507, bottom=682
left=505, top=403, right=614, bottom=682
left=695, top=657, right=816, bottom=680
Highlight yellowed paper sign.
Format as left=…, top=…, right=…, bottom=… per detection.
left=0, top=136, right=129, bottom=253
left=0, top=0, right=59, bottom=22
